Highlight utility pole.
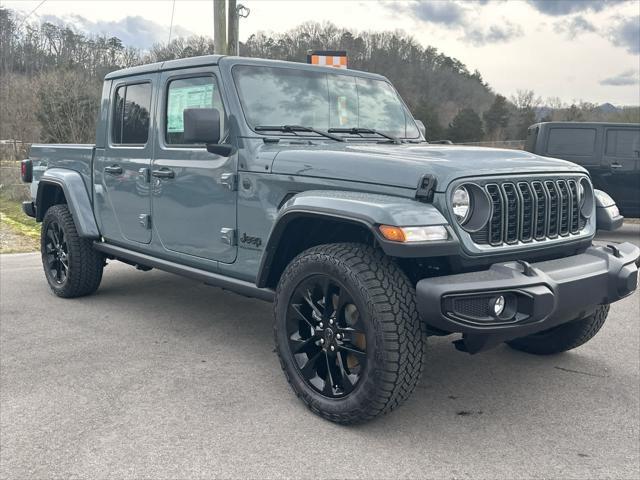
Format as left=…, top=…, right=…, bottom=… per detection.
left=213, top=0, right=227, bottom=55
left=227, top=0, right=239, bottom=56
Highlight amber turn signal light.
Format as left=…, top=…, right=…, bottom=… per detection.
left=379, top=225, right=449, bottom=243
left=379, top=225, right=406, bottom=242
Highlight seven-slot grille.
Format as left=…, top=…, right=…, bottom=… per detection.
left=471, top=178, right=586, bottom=247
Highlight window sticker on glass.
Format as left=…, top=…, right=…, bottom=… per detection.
left=337, top=96, right=349, bottom=126
left=167, top=83, right=214, bottom=133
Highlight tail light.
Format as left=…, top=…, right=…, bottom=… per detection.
left=21, top=159, right=32, bottom=183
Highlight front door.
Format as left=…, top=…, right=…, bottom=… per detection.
left=151, top=68, right=237, bottom=263
left=96, top=76, right=156, bottom=244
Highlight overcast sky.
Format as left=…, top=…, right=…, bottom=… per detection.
left=4, top=0, right=640, bottom=105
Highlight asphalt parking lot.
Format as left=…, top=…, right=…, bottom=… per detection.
left=1, top=225, right=639, bottom=479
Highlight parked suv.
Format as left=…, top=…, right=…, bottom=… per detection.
left=21, top=56, right=638, bottom=424
left=525, top=122, right=640, bottom=217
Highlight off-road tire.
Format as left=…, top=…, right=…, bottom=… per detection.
left=274, top=243, right=424, bottom=424
left=41, top=204, right=103, bottom=298
left=506, top=304, right=610, bottom=355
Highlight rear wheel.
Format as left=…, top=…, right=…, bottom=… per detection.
left=274, top=243, right=424, bottom=424
left=41, top=204, right=103, bottom=298
left=506, top=305, right=609, bottom=355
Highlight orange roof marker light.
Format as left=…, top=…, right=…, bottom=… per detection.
left=307, top=50, right=348, bottom=69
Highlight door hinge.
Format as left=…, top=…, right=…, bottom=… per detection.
left=138, top=167, right=150, bottom=183
left=220, top=227, right=237, bottom=246
left=220, top=173, right=237, bottom=191
left=138, top=214, right=151, bottom=229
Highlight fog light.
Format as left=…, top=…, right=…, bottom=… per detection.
left=490, top=296, right=505, bottom=317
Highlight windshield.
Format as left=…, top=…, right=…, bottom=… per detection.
left=232, top=65, right=420, bottom=139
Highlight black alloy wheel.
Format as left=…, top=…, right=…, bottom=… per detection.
left=274, top=243, right=425, bottom=424
left=44, top=220, right=69, bottom=285
left=40, top=204, right=104, bottom=298
left=286, top=274, right=367, bottom=398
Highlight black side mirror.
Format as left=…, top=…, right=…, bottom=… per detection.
left=206, top=144, right=235, bottom=156
left=183, top=108, right=221, bottom=144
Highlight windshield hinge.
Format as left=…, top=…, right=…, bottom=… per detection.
left=416, top=174, right=437, bottom=202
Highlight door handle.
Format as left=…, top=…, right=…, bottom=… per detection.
left=151, top=168, right=175, bottom=179
left=610, top=162, right=623, bottom=170
left=104, top=164, right=123, bottom=175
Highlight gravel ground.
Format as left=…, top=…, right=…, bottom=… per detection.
left=0, top=226, right=638, bottom=479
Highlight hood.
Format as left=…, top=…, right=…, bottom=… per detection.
left=270, top=143, right=585, bottom=191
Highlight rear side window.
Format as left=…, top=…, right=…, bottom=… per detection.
left=165, top=76, right=225, bottom=145
left=605, top=129, right=640, bottom=157
left=547, top=128, right=596, bottom=156
left=112, top=83, right=152, bottom=145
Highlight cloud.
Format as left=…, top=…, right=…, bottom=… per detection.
left=464, top=22, right=523, bottom=46
left=600, top=70, right=640, bottom=86
left=554, top=16, right=596, bottom=39
left=39, top=14, right=193, bottom=49
left=393, top=1, right=522, bottom=45
left=527, top=0, right=626, bottom=16
left=609, top=16, right=640, bottom=54
left=406, top=1, right=467, bottom=26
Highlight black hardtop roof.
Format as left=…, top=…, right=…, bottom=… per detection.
left=532, top=121, right=640, bottom=129
left=104, top=55, right=388, bottom=81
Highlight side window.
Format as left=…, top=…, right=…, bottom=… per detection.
left=111, top=82, right=152, bottom=145
left=547, top=128, right=596, bottom=156
left=112, top=86, right=125, bottom=144
left=165, top=76, right=225, bottom=145
left=605, top=129, right=640, bottom=157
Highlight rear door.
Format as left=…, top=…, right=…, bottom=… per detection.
left=602, top=126, right=640, bottom=214
left=95, top=76, right=156, bottom=244
left=150, top=67, right=237, bottom=263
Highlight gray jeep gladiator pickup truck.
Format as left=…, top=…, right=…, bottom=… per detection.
left=21, top=55, right=639, bottom=424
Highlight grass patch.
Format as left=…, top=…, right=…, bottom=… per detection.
left=0, top=193, right=40, bottom=253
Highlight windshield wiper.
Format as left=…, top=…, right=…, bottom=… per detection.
left=328, top=127, right=402, bottom=144
left=255, top=125, right=344, bottom=142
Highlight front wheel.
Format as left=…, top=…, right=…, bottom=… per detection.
left=274, top=243, right=424, bottom=424
left=41, top=204, right=104, bottom=298
left=506, top=305, right=610, bottom=355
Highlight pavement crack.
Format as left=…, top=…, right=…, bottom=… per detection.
left=554, top=366, right=608, bottom=378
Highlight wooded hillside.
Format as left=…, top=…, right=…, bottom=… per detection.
left=1, top=7, right=637, bottom=147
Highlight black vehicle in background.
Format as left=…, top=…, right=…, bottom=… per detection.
left=525, top=122, right=640, bottom=217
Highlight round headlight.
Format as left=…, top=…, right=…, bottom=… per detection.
left=452, top=186, right=471, bottom=224
left=578, top=181, right=585, bottom=206
left=579, top=178, right=594, bottom=217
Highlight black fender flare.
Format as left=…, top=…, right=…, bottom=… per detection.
left=36, top=168, right=100, bottom=239
left=256, top=190, right=458, bottom=288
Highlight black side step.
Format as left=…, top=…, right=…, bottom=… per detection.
left=93, top=242, right=275, bottom=302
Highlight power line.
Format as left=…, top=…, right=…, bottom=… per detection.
left=15, top=0, right=47, bottom=30
left=168, top=0, right=176, bottom=44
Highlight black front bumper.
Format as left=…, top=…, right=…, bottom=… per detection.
left=416, top=242, right=639, bottom=353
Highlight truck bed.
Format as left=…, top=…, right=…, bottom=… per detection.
left=29, top=143, right=95, bottom=193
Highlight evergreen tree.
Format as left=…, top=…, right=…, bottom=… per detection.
left=447, top=108, right=484, bottom=143
left=412, top=100, right=445, bottom=141
left=483, top=94, right=510, bottom=140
